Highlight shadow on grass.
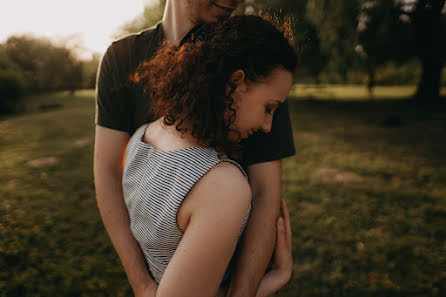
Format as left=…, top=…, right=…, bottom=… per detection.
left=279, top=96, right=446, bottom=297
left=288, top=96, right=446, bottom=165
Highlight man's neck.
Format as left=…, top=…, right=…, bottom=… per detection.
left=162, top=0, right=197, bottom=43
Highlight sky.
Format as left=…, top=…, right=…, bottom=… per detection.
left=0, top=0, right=157, bottom=59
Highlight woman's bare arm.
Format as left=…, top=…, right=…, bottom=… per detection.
left=155, top=162, right=252, bottom=297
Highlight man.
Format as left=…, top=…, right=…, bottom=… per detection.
left=94, top=1, right=295, bottom=296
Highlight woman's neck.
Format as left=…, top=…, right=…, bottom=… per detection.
left=144, top=118, right=200, bottom=151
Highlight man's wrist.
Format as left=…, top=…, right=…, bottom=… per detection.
left=226, top=281, right=253, bottom=297
left=132, top=276, right=157, bottom=297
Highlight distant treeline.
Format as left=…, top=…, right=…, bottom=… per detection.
left=117, top=0, right=446, bottom=102
left=242, top=0, right=446, bottom=100
left=0, top=35, right=99, bottom=114
left=2, top=0, right=446, bottom=115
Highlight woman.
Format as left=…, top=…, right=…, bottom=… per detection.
left=123, top=15, right=297, bottom=297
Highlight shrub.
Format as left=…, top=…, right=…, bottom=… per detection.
left=0, top=69, right=27, bottom=114
left=375, top=60, right=421, bottom=85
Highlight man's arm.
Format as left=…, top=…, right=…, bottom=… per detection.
left=227, top=160, right=282, bottom=297
left=94, top=125, right=157, bottom=297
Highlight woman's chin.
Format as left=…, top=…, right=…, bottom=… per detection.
left=227, top=131, right=246, bottom=143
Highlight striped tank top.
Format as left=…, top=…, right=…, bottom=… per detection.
left=122, top=124, right=251, bottom=284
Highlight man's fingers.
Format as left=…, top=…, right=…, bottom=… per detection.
left=276, top=217, right=285, bottom=247
left=274, top=216, right=287, bottom=268
left=273, top=201, right=293, bottom=275
left=281, top=199, right=290, bottom=222
left=280, top=199, right=292, bottom=247
left=277, top=216, right=285, bottom=230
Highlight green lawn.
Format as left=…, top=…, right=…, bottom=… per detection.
left=291, top=84, right=446, bottom=100
left=1, top=88, right=445, bottom=297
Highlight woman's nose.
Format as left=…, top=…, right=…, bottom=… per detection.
left=260, top=116, right=273, bottom=134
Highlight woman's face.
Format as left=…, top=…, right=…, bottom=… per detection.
left=228, top=67, right=293, bottom=142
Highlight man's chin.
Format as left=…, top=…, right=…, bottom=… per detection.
left=203, top=3, right=234, bottom=23
left=202, top=13, right=231, bottom=24
left=216, top=13, right=232, bottom=21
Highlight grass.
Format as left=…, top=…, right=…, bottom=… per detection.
left=1, top=87, right=445, bottom=297
left=290, top=84, right=446, bottom=100
left=280, top=97, right=446, bottom=297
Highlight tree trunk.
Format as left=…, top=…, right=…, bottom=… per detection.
left=413, top=0, right=446, bottom=101
left=415, top=58, right=443, bottom=101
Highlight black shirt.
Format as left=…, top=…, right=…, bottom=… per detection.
left=96, top=23, right=295, bottom=166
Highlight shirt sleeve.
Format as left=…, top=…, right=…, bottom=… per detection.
left=95, top=41, right=132, bottom=133
left=241, top=99, right=295, bottom=166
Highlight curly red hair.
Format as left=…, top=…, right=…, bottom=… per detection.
left=132, top=14, right=297, bottom=158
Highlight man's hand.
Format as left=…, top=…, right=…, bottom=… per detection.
left=134, top=281, right=158, bottom=297
left=266, top=199, right=293, bottom=285
left=255, top=199, right=293, bottom=297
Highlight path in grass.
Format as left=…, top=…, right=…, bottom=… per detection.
left=1, top=89, right=445, bottom=297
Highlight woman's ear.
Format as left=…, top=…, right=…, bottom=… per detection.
left=230, top=69, right=246, bottom=88
left=226, top=70, right=246, bottom=96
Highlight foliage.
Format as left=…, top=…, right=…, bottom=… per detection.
left=0, top=35, right=99, bottom=114
left=80, top=54, right=100, bottom=89
left=305, top=0, right=362, bottom=81
left=358, top=0, right=446, bottom=100
left=0, top=70, right=26, bottom=114
left=115, top=0, right=166, bottom=37
left=4, top=35, right=83, bottom=93
left=242, top=0, right=362, bottom=83
left=239, top=0, right=325, bottom=82
left=0, top=45, right=27, bottom=114
left=112, top=0, right=446, bottom=89
left=1, top=90, right=445, bottom=296
left=357, top=0, right=415, bottom=66
left=374, top=60, right=421, bottom=85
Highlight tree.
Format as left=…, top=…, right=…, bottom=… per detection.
left=359, top=0, right=446, bottom=101
left=242, top=0, right=362, bottom=83
left=4, top=35, right=84, bottom=93
left=0, top=44, right=27, bottom=114
left=305, top=0, right=362, bottom=82
left=239, top=0, right=330, bottom=82
left=357, top=0, right=416, bottom=93
left=81, top=53, right=100, bottom=89
left=115, top=0, right=166, bottom=36
left=412, top=0, right=446, bottom=100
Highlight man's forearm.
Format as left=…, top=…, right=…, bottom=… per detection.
left=227, top=161, right=282, bottom=297
left=95, top=169, right=156, bottom=295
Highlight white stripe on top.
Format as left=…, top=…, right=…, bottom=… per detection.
left=123, top=124, right=251, bottom=284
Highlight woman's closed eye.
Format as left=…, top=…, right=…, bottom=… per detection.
left=265, top=103, right=280, bottom=115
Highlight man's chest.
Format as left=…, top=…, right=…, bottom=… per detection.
left=126, top=84, right=154, bottom=134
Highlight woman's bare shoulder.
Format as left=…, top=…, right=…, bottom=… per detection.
left=201, top=161, right=251, bottom=199
left=183, top=161, right=251, bottom=216
left=177, top=161, right=251, bottom=231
